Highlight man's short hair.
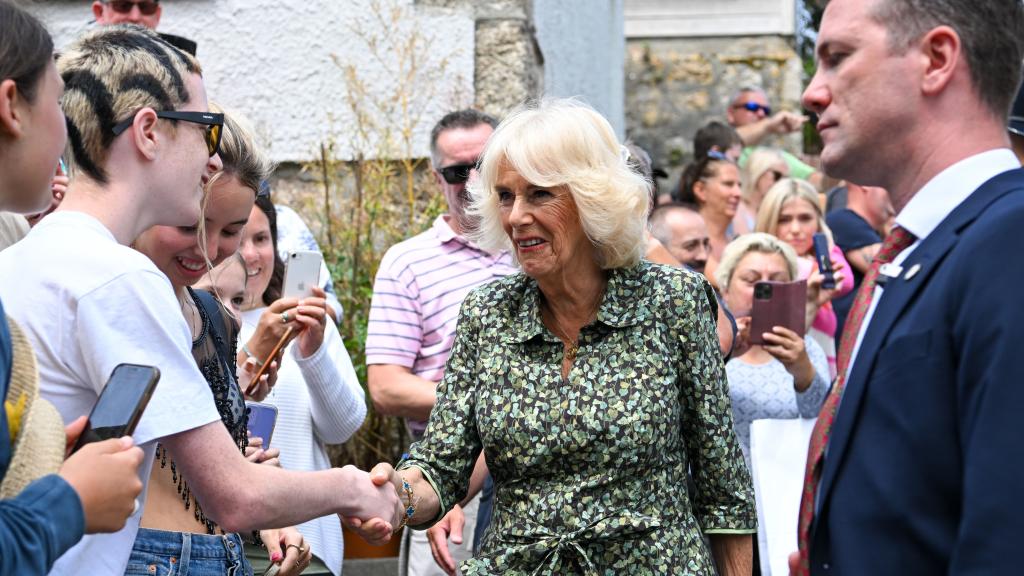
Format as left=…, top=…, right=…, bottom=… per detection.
left=429, top=109, right=498, bottom=168
left=693, top=120, right=743, bottom=160
left=648, top=202, right=702, bottom=247
left=58, top=25, right=202, bottom=184
left=869, top=0, right=1024, bottom=119
left=728, top=85, right=765, bottom=107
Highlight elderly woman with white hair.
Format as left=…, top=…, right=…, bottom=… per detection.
left=352, top=99, right=756, bottom=574
left=715, top=233, right=830, bottom=470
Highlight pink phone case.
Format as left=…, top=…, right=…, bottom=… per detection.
left=749, top=280, right=807, bottom=345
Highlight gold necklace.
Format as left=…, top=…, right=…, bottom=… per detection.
left=548, top=319, right=580, bottom=362
left=544, top=296, right=601, bottom=364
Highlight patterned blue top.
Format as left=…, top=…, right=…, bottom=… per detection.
left=725, top=335, right=830, bottom=470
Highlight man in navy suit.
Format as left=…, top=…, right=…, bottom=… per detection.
left=792, top=0, right=1024, bottom=574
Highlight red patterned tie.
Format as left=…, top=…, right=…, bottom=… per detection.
left=795, top=226, right=917, bottom=574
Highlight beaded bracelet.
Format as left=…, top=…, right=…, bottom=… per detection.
left=241, top=343, right=265, bottom=368
left=395, top=474, right=417, bottom=531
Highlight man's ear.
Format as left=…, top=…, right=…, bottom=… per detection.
left=130, top=108, right=161, bottom=160
left=433, top=168, right=445, bottom=188
left=919, top=25, right=961, bottom=97
left=91, top=1, right=106, bottom=23
left=0, top=79, right=25, bottom=138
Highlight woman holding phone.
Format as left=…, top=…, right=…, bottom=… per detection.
left=217, top=193, right=365, bottom=576
left=714, top=233, right=830, bottom=470
left=130, top=107, right=312, bottom=576
left=755, top=178, right=853, bottom=377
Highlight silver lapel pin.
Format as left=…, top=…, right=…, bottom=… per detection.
left=904, top=263, right=922, bottom=280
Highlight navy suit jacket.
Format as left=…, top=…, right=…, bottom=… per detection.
left=809, top=168, right=1024, bottom=575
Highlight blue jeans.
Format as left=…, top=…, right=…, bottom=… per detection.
left=126, top=528, right=254, bottom=576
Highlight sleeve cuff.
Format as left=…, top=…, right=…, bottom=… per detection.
left=396, top=462, right=447, bottom=529
left=17, top=474, right=86, bottom=555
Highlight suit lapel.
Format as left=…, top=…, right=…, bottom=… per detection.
left=817, top=168, right=1024, bottom=508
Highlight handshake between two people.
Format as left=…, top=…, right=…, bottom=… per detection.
left=342, top=462, right=432, bottom=546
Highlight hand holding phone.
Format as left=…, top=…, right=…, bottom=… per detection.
left=73, top=363, right=160, bottom=453
left=749, top=280, right=808, bottom=345
left=246, top=401, right=279, bottom=449
left=282, top=250, right=323, bottom=299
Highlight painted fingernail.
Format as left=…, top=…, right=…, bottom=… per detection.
left=271, top=551, right=282, bottom=562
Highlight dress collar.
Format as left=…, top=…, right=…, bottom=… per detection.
left=501, top=262, right=650, bottom=344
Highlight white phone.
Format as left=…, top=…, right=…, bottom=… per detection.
left=282, top=250, right=322, bottom=299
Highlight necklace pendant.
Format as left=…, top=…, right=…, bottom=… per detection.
left=566, top=343, right=579, bottom=362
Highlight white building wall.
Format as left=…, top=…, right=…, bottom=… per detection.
left=533, top=0, right=625, bottom=137
left=625, top=0, right=795, bottom=38
left=29, top=0, right=475, bottom=163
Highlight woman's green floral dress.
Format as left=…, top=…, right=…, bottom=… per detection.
left=400, top=261, right=756, bottom=575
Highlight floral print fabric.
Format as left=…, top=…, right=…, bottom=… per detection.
left=401, top=261, right=756, bottom=575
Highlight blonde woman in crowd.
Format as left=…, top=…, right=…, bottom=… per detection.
left=755, top=178, right=853, bottom=376
left=734, top=147, right=789, bottom=235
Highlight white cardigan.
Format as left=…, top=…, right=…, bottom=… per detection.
left=239, top=308, right=366, bottom=576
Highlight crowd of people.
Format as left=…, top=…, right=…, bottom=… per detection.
left=1, top=0, right=1024, bottom=575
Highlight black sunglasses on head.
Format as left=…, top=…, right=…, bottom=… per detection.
left=439, top=163, right=476, bottom=185
left=106, top=0, right=160, bottom=15
left=111, top=110, right=224, bottom=157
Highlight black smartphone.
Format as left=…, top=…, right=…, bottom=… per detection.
left=749, top=280, right=808, bottom=345
left=813, top=232, right=836, bottom=290
left=72, top=363, right=160, bottom=452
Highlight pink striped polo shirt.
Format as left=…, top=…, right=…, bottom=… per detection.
left=366, top=215, right=517, bottom=435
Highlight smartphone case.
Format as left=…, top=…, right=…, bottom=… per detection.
left=246, top=401, right=279, bottom=448
left=282, top=250, right=323, bottom=299
left=73, top=363, right=160, bottom=452
left=749, top=280, right=808, bottom=345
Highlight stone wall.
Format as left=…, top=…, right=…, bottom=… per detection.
left=625, top=35, right=804, bottom=182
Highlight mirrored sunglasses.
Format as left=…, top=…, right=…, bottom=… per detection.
left=112, top=110, right=224, bottom=157
left=735, top=101, right=772, bottom=116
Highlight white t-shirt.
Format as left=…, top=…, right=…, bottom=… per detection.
left=0, top=212, right=220, bottom=575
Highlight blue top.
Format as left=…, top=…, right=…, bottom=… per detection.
left=0, top=298, right=85, bottom=575
left=825, top=209, right=881, bottom=343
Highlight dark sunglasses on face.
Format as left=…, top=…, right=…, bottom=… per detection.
left=111, top=110, right=224, bottom=157
left=735, top=101, right=772, bottom=116
left=106, top=0, right=160, bottom=15
left=439, top=163, right=476, bottom=185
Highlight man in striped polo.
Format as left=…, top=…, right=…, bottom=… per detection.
left=366, top=109, right=515, bottom=575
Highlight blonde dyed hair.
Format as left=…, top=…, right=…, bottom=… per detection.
left=58, top=25, right=202, bottom=184
left=468, top=98, right=651, bottom=269
left=197, top=104, right=274, bottom=270
left=754, top=177, right=834, bottom=250
left=741, top=147, right=786, bottom=204
left=714, top=232, right=799, bottom=291
left=206, top=103, right=275, bottom=195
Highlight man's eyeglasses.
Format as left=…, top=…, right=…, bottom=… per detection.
left=439, top=163, right=476, bottom=185
left=112, top=110, right=224, bottom=157
left=734, top=101, right=772, bottom=116
left=105, top=0, right=160, bottom=15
